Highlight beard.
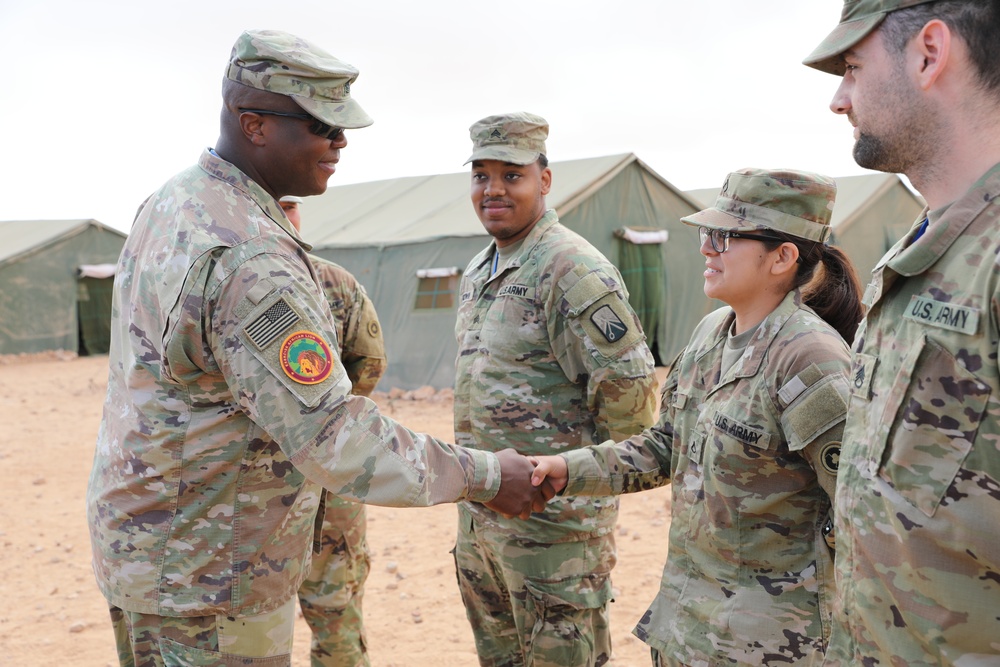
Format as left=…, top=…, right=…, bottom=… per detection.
left=853, top=132, right=907, bottom=173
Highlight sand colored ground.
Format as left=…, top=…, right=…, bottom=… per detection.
left=0, top=355, right=671, bottom=666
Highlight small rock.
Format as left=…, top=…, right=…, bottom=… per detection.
left=32, top=478, right=46, bottom=486
left=68, top=621, right=87, bottom=633
left=411, top=610, right=423, bottom=624
left=618, top=526, right=629, bottom=536
left=49, top=587, right=58, bottom=596
left=632, top=533, right=641, bottom=541
left=386, top=582, right=398, bottom=590
left=385, top=561, right=398, bottom=574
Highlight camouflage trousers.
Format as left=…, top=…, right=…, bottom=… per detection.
left=298, top=491, right=371, bottom=667
left=109, top=597, right=296, bottom=667
left=452, top=507, right=616, bottom=667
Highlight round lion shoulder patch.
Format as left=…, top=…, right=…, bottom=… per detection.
left=280, top=331, right=334, bottom=384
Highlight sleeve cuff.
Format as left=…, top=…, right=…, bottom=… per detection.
left=465, top=449, right=501, bottom=503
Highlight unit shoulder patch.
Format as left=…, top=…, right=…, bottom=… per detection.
left=280, top=331, right=335, bottom=384
left=590, top=304, right=628, bottom=343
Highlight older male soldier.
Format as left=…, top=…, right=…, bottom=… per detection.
left=803, top=2, right=1000, bottom=664
left=86, top=31, right=545, bottom=667
left=452, top=112, right=658, bottom=667
left=280, top=194, right=385, bottom=667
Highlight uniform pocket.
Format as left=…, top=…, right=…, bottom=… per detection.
left=159, top=637, right=290, bottom=666
left=877, top=335, right=989, bottom=517
left=523, top=572, right=613, bottom=666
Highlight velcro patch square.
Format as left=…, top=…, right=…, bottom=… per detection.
left=245, top=298, right=300, bottom=349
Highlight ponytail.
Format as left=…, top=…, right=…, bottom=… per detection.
left=761, top=236, right=865, bottom=345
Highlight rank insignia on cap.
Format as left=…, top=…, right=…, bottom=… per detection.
left=280, top=331, right=334, bottom=384
left=820, top=442, right=840, bottom=474
left=590, top=304, right=628, bottom=343
left=484, top=126, right=507, bottom=143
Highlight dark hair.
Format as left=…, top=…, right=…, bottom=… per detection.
left=882, top=1, right=1000, bottom=99
left=760, top=234, right=865, bottom=345
left=537, top=154, right=549, bottom=169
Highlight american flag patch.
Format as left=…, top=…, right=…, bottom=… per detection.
left=245, top=298, right=299, bottom=349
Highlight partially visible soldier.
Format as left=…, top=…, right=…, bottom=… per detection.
left=452, top=112, right=658, bottom=667
left=280, top=195, right=385, bottom=667
left=86, top=30, right=545, bottom=667
left=803, top=1, right=1000, bottom=664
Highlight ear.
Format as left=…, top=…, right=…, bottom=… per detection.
left=238, top=111, right=268, bottom=147
left=770, top=242, right=800, bottom=277
left=540, top=167, right=553, bottom=196
left=912, top=18, right=952, bottom=90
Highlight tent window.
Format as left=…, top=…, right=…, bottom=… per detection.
left=414, top=267, right=460, bottom=310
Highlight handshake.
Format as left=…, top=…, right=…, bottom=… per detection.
left=481, top=449, right=571, bottom=519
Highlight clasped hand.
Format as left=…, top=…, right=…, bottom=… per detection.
left=482, top=449, right=571, bottom=520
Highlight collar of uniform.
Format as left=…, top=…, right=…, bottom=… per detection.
left=696, top=289, right=804, bottom=382
left=887, top=161, right=1000, bottom=277
left=197, top=149, right=312, bottom=251
left=473, top=208, right=559, bottom=275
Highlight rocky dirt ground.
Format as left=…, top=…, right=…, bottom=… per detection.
left=0, top=355, right=671, bottom=666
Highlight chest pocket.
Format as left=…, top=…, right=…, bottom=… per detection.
left=876, top=334, right=990, bottom=517
left=479, top=284, right=546, bottom=355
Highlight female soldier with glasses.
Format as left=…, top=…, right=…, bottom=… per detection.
left=530, top=168, right=863, bottom=666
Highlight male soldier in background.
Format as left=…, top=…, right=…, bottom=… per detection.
left=280, top=194, right=385, bottom=667
left=86, top=31, right=545, bottom=667
left=452, top=112, right=658, bottom=667
left=803, top=1, right=1000, bottom=663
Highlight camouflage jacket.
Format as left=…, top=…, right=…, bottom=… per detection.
left=86, top=150, right=501, bottom=618
left=564, top=290, right=849, bottom=665
left=454, top=210, right=657, bottom=542
left=309, top=255, right=386, bottom=397
left=822, top=162, right=1000, bottom=666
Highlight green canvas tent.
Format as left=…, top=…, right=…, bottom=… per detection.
left=686, top=173, right=924, bottom=280
left=0, top=219, right=126, bottom=356
left=300, top=153, right=709, bottom=390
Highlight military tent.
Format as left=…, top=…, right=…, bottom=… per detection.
left=300, top=153, right=708, bottom=390
left=686, top=172, right=924, bottom=280
left=0, top=219, right=126, bottom=356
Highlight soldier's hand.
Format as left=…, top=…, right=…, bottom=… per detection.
left=484, top=448, right=555, bottom=519
left=530, top=455, right=569, bottom=495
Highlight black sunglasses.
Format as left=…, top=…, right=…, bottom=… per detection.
left=238, top=108, right=345, bottom=140
left=698, top=227, right=786, bottom=253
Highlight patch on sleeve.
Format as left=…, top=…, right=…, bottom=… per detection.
left=579, top=293, right=644, bottom=358
left=590, top=304, right=628, bottom=343
left=279, top=331, right=335, bottom=384
left=244, top=298, right=300, bottom=350
left=820, top=442, right=841, bottom=474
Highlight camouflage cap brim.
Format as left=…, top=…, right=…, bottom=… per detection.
left=681, top=200, right=833, bottom=243
left=294, top=95, right=373, bottom=130
left=464, top=145, right=541, bottom=166
left=802, top=13, right=885, bottom=75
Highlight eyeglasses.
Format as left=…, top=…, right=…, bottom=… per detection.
left=238, top=108, right=345, bottom=140
left=698, top=227, right=785, bottom=253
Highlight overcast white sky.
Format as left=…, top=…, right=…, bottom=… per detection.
left=0, top=0, right=875, bottom=233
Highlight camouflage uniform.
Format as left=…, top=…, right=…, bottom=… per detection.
left=818, top=164, right=1000, bottom=665
left=558, top=168, right=852, bottom=666
left=454, top=207, right=658, bottom=667
left=298, top=255, right=386, bottom=667
left=87, top=40, right=506, bottom=661
left=563, top=291, right=848, bottom=666
left=802, top=4, right=1000, bottom=663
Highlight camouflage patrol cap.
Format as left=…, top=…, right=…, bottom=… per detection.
left=682, top=168, right=836, bottom=244
left=804, top=0, right=938, bottom=75
left=226, top=29, right=373, bottom=129
left=465, top=112, right=548, bottom=166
